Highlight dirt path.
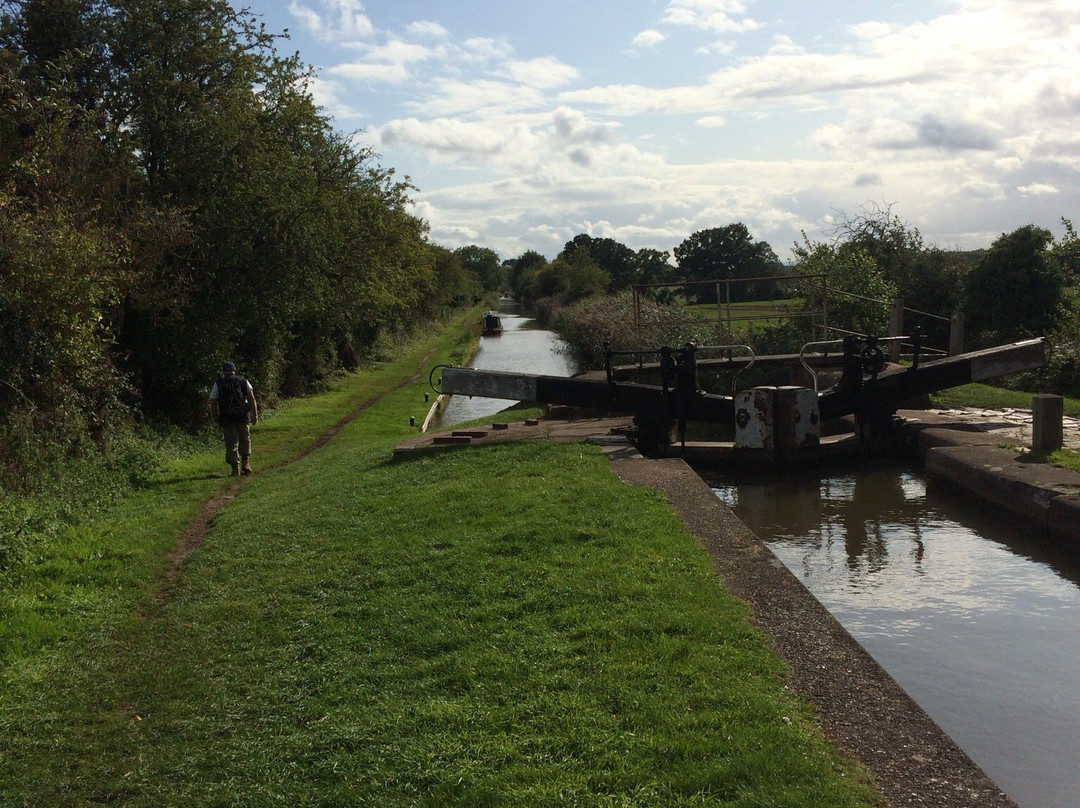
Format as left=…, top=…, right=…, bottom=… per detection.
left=159, top=352, right=435, bottom=597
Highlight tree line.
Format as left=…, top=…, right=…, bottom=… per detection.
left=504, top=210, right=1080, bottom=387
left=0, top=0, right=504, bottom=489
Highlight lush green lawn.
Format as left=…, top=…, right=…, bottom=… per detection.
left=0, top=312, right=877, bottom=807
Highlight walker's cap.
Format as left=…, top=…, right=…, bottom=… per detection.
left=222, top=361, right=236, bottom=372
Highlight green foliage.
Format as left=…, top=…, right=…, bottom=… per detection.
left=792, top=237, right=897, bottom=338
left=965, top=224, right=1064, bottom=348
left=826, top=203, right=966, bottom=344
left=0, top=0, right=443, bottom=476
left=1007, top=291, right=1080, bottom=398
left=673, top=223, right=778, bottom=304
left=1053, top=217, right=1080, bottom=285
left=454, top=244, right=504, bottom=292
left=555, top=291, right=718, bottom=370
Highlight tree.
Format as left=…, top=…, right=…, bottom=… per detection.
left=965, top=225, right=1064, bottom=347
left=558, top=234, right=635, bottom=292
left=828, top=202, right=966, bottom=340
left=634, top=248, right=674, bottom=287
left=793, top=236, right=897, bottom=338
left=431, top=246, right=480, bottom=309
left=506, top=250, right=547, bottom=301
left=0, top=54, right=186, bottom=483
left=673, top=223, right=778, bottom=303
left=1053, top=218, right=1080, bottom=285
left=454, top=245, right=503, bottom=292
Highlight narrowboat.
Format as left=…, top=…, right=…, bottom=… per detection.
left=481, top=311, right=504, bottom=336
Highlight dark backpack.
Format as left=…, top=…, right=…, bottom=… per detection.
left=217, top=375, right=249, bottom=424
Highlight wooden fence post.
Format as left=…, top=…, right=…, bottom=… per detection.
left=1033, top=394, right=1064, bottom=453
left=949, top=312, right=965, bottom=356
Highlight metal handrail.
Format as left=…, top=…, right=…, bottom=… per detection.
left=694, top=344, right=756, bottom=392
left=799, top=340, right=845, bottom=392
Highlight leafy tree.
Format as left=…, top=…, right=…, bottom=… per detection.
left=0, top=0, right=107, bottom=109
left=454, top=245, right=503, bottom=292
left=1053, top=218, right=1080, bottom=285
left=506, top=250, right=547, bottom=301
left=793, top=236, right=897, bottom=338
left=0, top=54, right=186, bottom=485
left=558, top=234, right=635, bottom=291
left=965, top=225, right=1064, bottom=347
left=673, top=223, right=778, bottom=303
left=431, top=246, right=480, bottom=309
left=828, top=202, right=966, bottom=340
left=634, top=247, right=674, bottom=287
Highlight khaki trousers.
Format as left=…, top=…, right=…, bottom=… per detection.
left=222, top=422, right=251, bottom=465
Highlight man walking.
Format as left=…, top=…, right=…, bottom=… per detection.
left=209, top=361, right=259, bottom=476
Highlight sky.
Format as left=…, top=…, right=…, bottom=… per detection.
left=242, top=0, right=1080, bottom=263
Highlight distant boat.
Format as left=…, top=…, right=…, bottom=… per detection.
left=481, top=311, right=504, bottom=336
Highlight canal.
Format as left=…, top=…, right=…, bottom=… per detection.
left=432, top=303, right=575, bottom=428
left=708, top=461, right=1080, bottom=808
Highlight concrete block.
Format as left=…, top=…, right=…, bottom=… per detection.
left=1048, top=495, right=1080, bottom=550
left=924, top=446, right=1080, bottom=527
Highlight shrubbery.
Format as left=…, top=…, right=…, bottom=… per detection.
left=554, top=291, right=720, bottom=370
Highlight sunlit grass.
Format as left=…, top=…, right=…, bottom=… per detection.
left=931, top=382, right=1080, bottom=417
left=0, top=307, right=878, bottom=807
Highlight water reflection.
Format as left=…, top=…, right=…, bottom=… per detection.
left=433, top=304, right=575, bottom=428
left=708, top=461, right=1080, bottom=808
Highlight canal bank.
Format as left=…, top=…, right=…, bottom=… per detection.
left=896, top=407, right=1080, bottom=554
left=398, top=413, right=1036, bottom=808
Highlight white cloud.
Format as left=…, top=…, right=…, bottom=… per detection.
left=377, top=116, right=544, bottom=171
left=459, top=37, right=515, bottom=62
left=288, top=0, right=374, bottom=42
left=659, top=0, right=762, bottom=34
left=297, top=0, right=1080, bottom=262
left=632, top=29, right=667, bottom=49
left=407, top=20, right=449, bottom=39
left=695, top=115, right=726, bottom=128
left=504, top=57, right=579, bottom=89
left=406, top=78, right=549, bottom=117
left=329, top=61, right=409, bottom=83
left=1018, top=183, right=1060, bottom=196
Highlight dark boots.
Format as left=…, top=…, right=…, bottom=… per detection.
left=230, top=461, right=240, bottom=477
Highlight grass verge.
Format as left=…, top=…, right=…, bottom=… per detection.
left=0, top=311, right=877, bottom=807
left=931, top=382, right=1080, bottom=471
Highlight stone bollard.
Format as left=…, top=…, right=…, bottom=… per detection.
left=1032, top=394, right=1064, bottom=453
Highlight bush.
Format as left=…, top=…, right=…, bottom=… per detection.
left=554, top=292, right=718, bottom=371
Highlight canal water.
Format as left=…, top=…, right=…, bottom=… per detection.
left=708, top=461, right=1080, bottom=808
left=432, top=304, right=575, bottom=428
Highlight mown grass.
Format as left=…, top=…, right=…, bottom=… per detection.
left=0, top=310, right=877, bottom=807
left=930, top=382, right=1080, bottom=417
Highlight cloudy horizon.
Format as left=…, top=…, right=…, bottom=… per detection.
left=247, top=0, right=1080, bottom=262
